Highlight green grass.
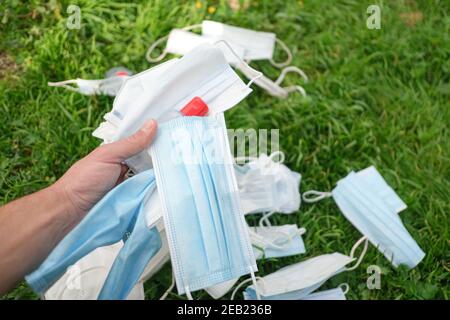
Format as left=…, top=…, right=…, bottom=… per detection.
left=0, top=0, right=449, bottom=300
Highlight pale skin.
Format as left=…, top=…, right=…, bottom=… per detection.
left=0, top=119, right=157, bottom=295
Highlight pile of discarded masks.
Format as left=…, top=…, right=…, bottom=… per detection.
left=27, top=21, right=425, bottom=300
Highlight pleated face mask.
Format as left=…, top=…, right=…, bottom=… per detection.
left=48, top=67, right=132, bottom=96
left=249, top=224, right=306, bottom=260
left=146, top=20, right=287, bottom=65
left=150, top=115, right=258, bottom=298
left=230, top=237, right=368, bottom=300
left=235, top=152, right=302, bottom=216
left=93, top=43, right=260, bottom=172
left=242, top=252, right=356, bottom=300
left=26, top=170, right=162, bottom=300
left=243, top=283, right=349, bottom=301
left=302, top=166, right=425, bottom=269
left=44, top=242, right=145, bottom=300
left=147, top=28, right=246, bottom=66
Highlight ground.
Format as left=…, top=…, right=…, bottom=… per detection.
left=0, top=0, right=448, bottom=300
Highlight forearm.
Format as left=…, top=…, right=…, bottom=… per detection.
left=0, top=185, right=79, bottom=294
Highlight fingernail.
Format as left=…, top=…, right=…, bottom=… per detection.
left=141, top=119, right=156, bottom=133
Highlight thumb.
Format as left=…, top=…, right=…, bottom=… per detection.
left=100, top=119, right=157, bottom=162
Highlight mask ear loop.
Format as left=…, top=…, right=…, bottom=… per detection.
left=346, top=236, right=369, bottom=271
left=230, top=272, right=263, bottom=300
left=302, top=190, right=333, bottom=203
left=257, top=214, right=306, bottom=250
left=338, top=283, right=350, bottom=295
left=274, top=66, right=308, bottom=97
left=146, top=24, right=203, bottom=63
left=48, top=80, right=81, bottom=92
left=269, top=38, right=293, bottom=69
left=213, top=40, right=263, bottom=87
left=184, top=285, right=194, bottom=300
left=159, top=273, right=175, bottom=300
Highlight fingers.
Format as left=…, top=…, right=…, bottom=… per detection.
left=97, top=119, right=158, bottom=163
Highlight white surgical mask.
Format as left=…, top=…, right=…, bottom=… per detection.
left=242, top=283, right=349, bottom=300
left=44, top=242, right=144, bottom=300
left=147, top=20, right=290, bottom=66
left=249, top=224, right=306, bottom=260
left=48, top=67, right=132, bottom=96
left=234, top=152, right=301, bottom=216
left=243, top=252, right=355, bottom=300
left=302, top=166, right=425, bottom=269
left=231, top=238, right=368, bottom=300
left=147, top=28, right=246, bottom=66
left=146, top=21, right=308, bottom=98
left=94, top=43, right=261, bottom=173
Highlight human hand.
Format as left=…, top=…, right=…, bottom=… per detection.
left=52, top=119, right=157, bottom=221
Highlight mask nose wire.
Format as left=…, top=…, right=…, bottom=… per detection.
left=212, top=40, right=262, bottom=87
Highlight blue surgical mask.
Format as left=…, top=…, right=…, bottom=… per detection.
left=150, top=115, right=258, bottom=298
left=26, top=170, right=161, bottom=299
left=300, top=284, right=349, bottom=300
left=302, top=166, right=425, bottom=269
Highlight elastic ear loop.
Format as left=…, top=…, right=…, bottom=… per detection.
left=213, top=40, right=263, bottom=88
left=257, top=212, right=306, bottom=250
left=275, top=66, right=308, bottom=97
left=302, top=190, right=333, bottom=203
left=146, top=24, right=203, bottom=63
left=346, top=236, right=369, bottom=271
left=338, top=283, right=350, bottom=295
left=269, top=38, right=293, bottom=69
left=48, top=79, right=81, bottom=92
left=159, top=273, right=175, bottom=300
left=230, top=272, right=263, bottom=300
left=184, top=286, right=194, bottom=300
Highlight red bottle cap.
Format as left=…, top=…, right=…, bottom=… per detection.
left=115, top=71, right=130, bottom=77
left=180, top=97, right=209, bottom=117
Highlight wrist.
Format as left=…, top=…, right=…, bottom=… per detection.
left=45, top=183, right=83, bottom=231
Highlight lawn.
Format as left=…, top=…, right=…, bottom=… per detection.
left=0, top=0, right=448, bottom=300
